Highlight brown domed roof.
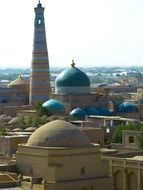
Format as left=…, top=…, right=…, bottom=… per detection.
left=8, top=75, right=28, bottom=87
left=27, top=120, right=90, bottom=147
left=25, top=127, right=37, bottom=132
left=8, top=117, right=22, bottom=125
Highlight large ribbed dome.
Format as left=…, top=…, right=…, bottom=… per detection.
left=55, top=62, right=90, bottom=94
left=27, top=120, right=90, bottom=147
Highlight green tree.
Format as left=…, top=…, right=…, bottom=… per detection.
left=112, top=124, right=124, bottom=143
left=0, top=128, right=8, bottom=137
left=112, top=122, right=143, bottom=143
left=109, top=95, right=124, bottom=111
left=20, top=114, right=48, bottom=129
left=34, top=101, right=53, bottom=117
left=137, top=133, right=143, bottom=151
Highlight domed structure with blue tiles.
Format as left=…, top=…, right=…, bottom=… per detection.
left=84, top=107, right=100, bottom=116
left=55, top=60, right=90, bottom=94
left=42, top=99, right=65, bottom=112
left=118, top=102, right=138, bottom=113
left=70, top=107, right=87, bottom=119
left=98, top=107, right=112, bottom=116
left=51, top=60, right=108, bottom=113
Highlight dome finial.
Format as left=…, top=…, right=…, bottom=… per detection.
left=71, top=59, right=75, bottom=67
left=38, top=0, right=42, bottom=7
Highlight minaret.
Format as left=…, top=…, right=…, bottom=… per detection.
left=29, top=1, right=50, bottom=105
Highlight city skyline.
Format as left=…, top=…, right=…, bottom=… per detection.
left=0, top=0, right=143, bottom=68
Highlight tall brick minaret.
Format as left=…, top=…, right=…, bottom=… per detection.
left=29, top=1, right=50, bottom=105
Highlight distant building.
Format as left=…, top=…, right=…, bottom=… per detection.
left=118, top=76, right=138, bottom=86
left=0, top=80, right=9, bottom=88
left=0, top=135, right=29, bottom=155
left=0, top=75, right=29, bottom=108
left=134, top=88, right=143, bottom=100
left=8, top=75, right=29, bottom=104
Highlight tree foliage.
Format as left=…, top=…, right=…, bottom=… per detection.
left=18, top=102, right=54, bottom=129
left=109, top=95, right=124, bottom=111
left=0, top=128, right=8, bottom=137
left=19, top=114, right=49, bottom=129
left=34, top=101, right=53, bottom=117
left=137, top=133, right=143, bottom=151
left=112, top=122, right=143, bottom=143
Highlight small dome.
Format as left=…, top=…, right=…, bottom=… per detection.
left=8, top=75, right=28, bottom=87
left=27, top=120, right=90, bottom=147
left=8, top=117, right=22, bottom=125
left=85, top=107, right=100, bottom=116
left=118, top=102, right=138, bottom=112
left=25, top=127, right=37, bottom=132
left=70, top=107, right=86, bottom=119
left=98, top=107, right=112, bottom=116
left=13, top=128, right=23, bottom=132
left=0, top=114, right=8, bottom=119
left=0, top=114, right=11, bottom=123
left=42, top=99, right=65, bottom=112
left=55, top=62, right=90, bottom=94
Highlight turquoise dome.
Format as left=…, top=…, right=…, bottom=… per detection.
left=118, top=102, right=138, bottom=113
left=55, top=62, right=90, bottom=94
left=84, top=107, right=100, bottom=116
left=70, top=107, right=86, bottom=119
left=98, top=107, right=112, bottom=116
left=42, top=99, right=65, bottom=112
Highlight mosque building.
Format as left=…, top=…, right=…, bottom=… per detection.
left=0, top=1, right=110, bottom=118
left=47, top=60, right=109, bottom=115
left=16, top=119, right=113, bottom=190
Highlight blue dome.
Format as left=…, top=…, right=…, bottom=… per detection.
left=84, top=107, right=100, bottom=116
left=70, top=108, right=86, bottom=119
left=55, top=63, right=90, bottom=94
left=98, top=107, right=112, bottom=116
left=42, top=99, right=65, bottom=112
left=55, top=66, right=90, bottom=87
left=118, top=102, right=138, bottom=113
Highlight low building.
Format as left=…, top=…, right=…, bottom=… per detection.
left=122, top=130, right=143, bottom=149
left=0, top=135, right=29, bottom=155
left=16, top=120, right=113, bottom=190
left=103, top=152, right=143, bottom=190
left=80, top=126, right=105, bottom=147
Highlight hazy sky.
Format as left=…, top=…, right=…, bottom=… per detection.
left=0, top=0, right=143, bottom=68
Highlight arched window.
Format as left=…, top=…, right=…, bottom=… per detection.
left=127, top=172, right=137, bottom=190
left=38, top=19, right=41, bottom=25
left=114, top=170, right=123, bottom=190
